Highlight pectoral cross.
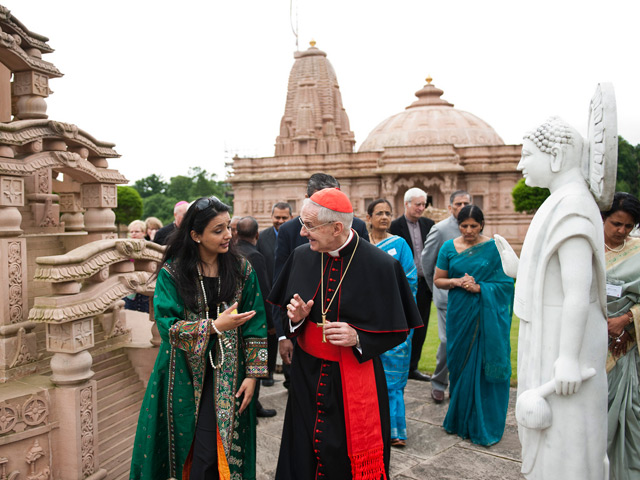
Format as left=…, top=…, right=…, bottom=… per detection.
left=317, top=314, right=327, bottom=343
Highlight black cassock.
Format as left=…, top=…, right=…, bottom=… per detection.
left=268, top=232, right=423, bottom=480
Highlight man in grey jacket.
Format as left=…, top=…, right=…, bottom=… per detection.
left=420, top=190, right=471, bottom=403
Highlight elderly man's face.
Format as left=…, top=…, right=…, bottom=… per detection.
left=299, top=204, right=339, bottom=252
left=405, top=195, right=426, bottom=222
left=272, top=207, right=291, bottom=231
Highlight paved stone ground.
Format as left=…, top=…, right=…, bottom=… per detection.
left=255, top=374, right=526, bottom=480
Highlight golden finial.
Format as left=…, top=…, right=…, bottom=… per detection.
left=426, top=76, right=433, bottom=84
left=310, top=39, right=316, bottom=47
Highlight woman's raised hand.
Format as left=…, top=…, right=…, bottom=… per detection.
left=212, top=302, right=256, bottom=333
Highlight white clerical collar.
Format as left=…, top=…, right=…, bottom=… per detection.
left=328, top=230, right=354, bottom=257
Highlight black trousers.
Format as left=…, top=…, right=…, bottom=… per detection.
left=190, top=364, right=219, bottom=480
left=409, top=276, right=432, bottom=372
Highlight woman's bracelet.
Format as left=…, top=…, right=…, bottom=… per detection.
left=210, top=319, right=223, bottom=335
left=627, top=311, right=634, bottom=324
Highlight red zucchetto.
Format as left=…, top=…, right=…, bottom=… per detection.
left=310, top=188, right=353, bottom=213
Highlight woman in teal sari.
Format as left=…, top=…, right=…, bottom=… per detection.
left=603, top=192, right=640, bottom=480
left=367, top=199, right=417, bottom=448
left=130, top=197, right=268, bottom=480
left=434, top=205, right=514, bottom=446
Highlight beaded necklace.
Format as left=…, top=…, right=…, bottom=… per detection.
left=197, top=264, right=228, bottom=369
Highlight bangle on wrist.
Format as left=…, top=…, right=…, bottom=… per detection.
left=211, top=319, right=223, bottom=335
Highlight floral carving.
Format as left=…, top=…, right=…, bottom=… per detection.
left=0, top=177, right=23, bottom=206
left=10, top=327, right=35, bottom=368
left=0, top=403, right=18, bottom=433
left=37, top=170, right=49, bottom=194
left=22, top=397, right=48, bottom=426
left=8, top=241, right=23, bottom=324
left=79, top=386, right=95, bottom=477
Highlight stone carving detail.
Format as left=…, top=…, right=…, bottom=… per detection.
left=34, top=239, right=163, bottom=283
left=38, top=196, right=58, bottom=227
left=0, top=455, right=21, bottom=479
left=0, top=395, right=49, bottom=436
left=25, top=439, right=50, bottom=480
left=8, top=241, right=23, bottom=324
left=48, top=121, right=78, bottom=139
left=0, top=403, right=18, bottom=433
left=0, top=177, right=24, bottom=206
left=13, top=71, right=50, bottom=96
left=37, top=170, right=48, bottom=194
left=10, top=327, right=36, bottom=368
left=82, top=184, right=117, bottom=208
left=46, top=319, right=94, bottom=353
left=58, top=192, right=82, bottom=213
left=79, top=386, right=95, bottom=477
left=0, top=151, right=125, bottom=184
left=22, top=397, right=48, bottom=426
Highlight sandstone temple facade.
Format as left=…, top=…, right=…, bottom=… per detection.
left=230, top=43, right=531, bottom=248
left=0, top=6, right=159, bottom=479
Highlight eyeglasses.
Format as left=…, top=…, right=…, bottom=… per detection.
left=194, top=196, right=220, bottom=211
left=298, top=216, right=334, bottom=232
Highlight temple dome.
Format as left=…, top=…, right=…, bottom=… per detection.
left=359, top=78, right=504, bottom=151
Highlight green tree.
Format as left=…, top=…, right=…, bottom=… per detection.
left=512, top=178, right=550, bottom=214
left=166, top=175, right=193, bottom=201
left=142, top=193, right=178, bottom=226
left=616, top=136, right=640, bottom=198
left=133, top=174, right=167, bottom=198
left=115, top=186, right=143, bottom=234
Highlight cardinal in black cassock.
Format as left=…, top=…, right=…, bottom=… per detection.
left=268, top=188, right=423, bottom=480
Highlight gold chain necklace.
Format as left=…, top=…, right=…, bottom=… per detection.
left=318, top=233, right=360, bottom=342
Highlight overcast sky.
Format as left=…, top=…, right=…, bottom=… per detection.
left=4, top=0, right=639, bottom=184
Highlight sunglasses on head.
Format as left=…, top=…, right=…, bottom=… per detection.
left=194, top=196, right=221, bottom=212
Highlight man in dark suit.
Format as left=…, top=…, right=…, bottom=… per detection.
left=272, top=173, right=370, bottom=389
left=235, top=216, right=277, bottom=418
left=257, top=202, right=292, bottom=282
left=389, top=187, right=434, bottom=382
left=256, top=202, right=292, bottom=386
left=153, top=200, right=188, bottom=246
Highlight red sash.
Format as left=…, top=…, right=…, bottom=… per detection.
left=298, top=321, right=387, bottom=480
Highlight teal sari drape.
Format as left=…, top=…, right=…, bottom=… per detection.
left=436, top=239, right=514, bottom=446
left=376, top=235, right=417, bottom=441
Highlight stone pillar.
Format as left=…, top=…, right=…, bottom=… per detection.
left=47, top=315, right=105, bottom=478
left=0, top=176, right=37, bottom=381
left=59, top=192, right=85, bottom=231
left=12, top=70, right=50, bottom=120
left=82, top=183, right=117, bottom=239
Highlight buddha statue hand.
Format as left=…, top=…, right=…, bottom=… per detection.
left=494, top=234, right=519, bottom=278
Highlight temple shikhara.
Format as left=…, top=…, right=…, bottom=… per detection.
left=0, top=6, right=531, bottom=480
left=230, top=42, right=530, bottom=246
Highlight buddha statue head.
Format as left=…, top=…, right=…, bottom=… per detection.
left=519, top=116, right=585, bottom=189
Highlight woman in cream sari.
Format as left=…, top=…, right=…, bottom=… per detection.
left=604, top=192, right=640, bottom=480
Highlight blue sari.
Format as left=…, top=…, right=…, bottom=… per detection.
left=376, top=235, right=417, bottom=441
left=436, top=238, right=514, bottom=446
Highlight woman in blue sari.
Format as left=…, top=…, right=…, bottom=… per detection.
left=434, top=205, right=514, bottom=446
left=366, top=199, right=417, bottom=448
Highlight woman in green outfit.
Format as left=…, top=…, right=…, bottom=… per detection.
left=130, top=196, right=268, bottom=480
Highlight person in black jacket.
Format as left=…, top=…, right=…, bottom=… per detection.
left=153, top=200, right=188, bottom=246
left=389, top=187, right=434, bottom=382
left=235, top=216, right=277, bottom=418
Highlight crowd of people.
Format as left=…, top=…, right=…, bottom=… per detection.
left=124, top=170, right=640, bottom=479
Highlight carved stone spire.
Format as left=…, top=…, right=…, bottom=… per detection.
left=275, top=42, right=355, bottom=156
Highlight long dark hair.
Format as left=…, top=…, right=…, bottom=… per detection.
left=367, top=198, right=392, bottom=217
left=161, top=197, right=242, bottom=312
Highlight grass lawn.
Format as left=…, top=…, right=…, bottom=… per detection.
left=417, top=303, right=520, bottom=386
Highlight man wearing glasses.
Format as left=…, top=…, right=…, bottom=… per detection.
left=390, top=187, right=435, bottom=382
left=271, top=173, right=369, bottom=388
left=269, top=188, right=422, bottom=480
